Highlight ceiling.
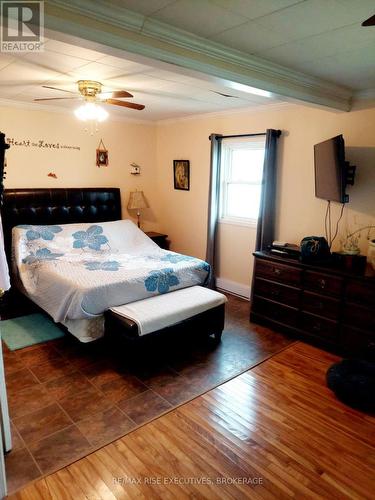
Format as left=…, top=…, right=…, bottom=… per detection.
left=116, top=0, right=375, bottom=91
left=1, top=0, right=373, bottom=121
left=0, top=38, right=281, bottom=122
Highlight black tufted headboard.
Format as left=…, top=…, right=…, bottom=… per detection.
left=2, top=187, right=121, bottom=259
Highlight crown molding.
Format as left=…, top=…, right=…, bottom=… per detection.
left=46, top=0, right=352, bottom=111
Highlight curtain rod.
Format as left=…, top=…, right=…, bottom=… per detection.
left=221, top=132, right=266, bottom=139
left=210, top=130, right=282, bottom=140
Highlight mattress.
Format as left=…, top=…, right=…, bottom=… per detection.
left=12, top=220, right=210, bottom=341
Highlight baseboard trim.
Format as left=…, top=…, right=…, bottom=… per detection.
left=216, top=277, right=250, bottom=300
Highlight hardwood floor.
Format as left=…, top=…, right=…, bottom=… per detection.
left=3, top=295, right=294, bottom=493
left=9, top=342, right=375, bottom=499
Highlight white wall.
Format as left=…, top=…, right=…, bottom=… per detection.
left=0, top=105, right=160, bottom=231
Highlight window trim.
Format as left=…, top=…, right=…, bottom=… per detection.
left=219, top=216, right=258, bottom=228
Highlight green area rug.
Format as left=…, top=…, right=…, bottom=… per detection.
left=1, top=313, right=65, bottom=350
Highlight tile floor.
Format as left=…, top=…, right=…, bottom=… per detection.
left=3, top=294, right=294, bottom=494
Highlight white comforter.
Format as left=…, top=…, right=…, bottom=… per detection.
left=12, top=220, right=210, bottom=323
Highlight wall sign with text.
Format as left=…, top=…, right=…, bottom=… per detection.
left=6, top=137, right=81, bottom=151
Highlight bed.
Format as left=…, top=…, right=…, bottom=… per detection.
left=2, top=188, right=211, bottom=342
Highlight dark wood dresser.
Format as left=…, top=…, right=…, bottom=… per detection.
left=250, top=251, right=375, bottom=355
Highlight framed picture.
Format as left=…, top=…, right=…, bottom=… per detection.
left=96, top=149, right=108, bottom=167
left=173, top=160, right=190, bottom=191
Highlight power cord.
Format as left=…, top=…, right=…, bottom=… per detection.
left=330, top=203, right=345, bottom=249
left=325, top=200, right=345, bottom=249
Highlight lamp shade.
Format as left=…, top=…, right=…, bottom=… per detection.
left=127, top=191, right=149, bottom=210
left=0, top=215, right=10, bottom=291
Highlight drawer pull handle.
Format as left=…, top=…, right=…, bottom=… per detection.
left=317, top=301, right=324, bottom=310
left=273, top=268, right=281, bottom=276
left=318, top=279, right=326, bottom=289
left=312, top=322, right=322, bottom=332
left=271, top=290, right=280, bottom=297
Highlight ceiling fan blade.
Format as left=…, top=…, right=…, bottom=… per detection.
left=42, top=85, right=77, bottom=94
left=362, top=14, right=375, bottom=26
left=34, top=97, right=80, bottom=101
left=105, top=98, right=145, bottom=110
left=101, top=90, right=133, bottom=98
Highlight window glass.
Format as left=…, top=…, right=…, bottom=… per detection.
left=220, top=140, right=265, bottom=224
left=226, top=184, right=262, bottom=220
left=231, top=149, right=264, bottom=183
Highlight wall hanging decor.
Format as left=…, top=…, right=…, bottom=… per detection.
left=96, top=138, right=108, bottom=167
left=173, top=160, right=190, bottom=190
left=130, top=162, right=141, bottom=175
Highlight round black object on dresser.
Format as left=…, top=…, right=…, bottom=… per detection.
left=326, top=359, right=375, bottom=413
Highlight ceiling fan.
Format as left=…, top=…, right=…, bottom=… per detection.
left=34, top=80, right=145, bottom=111
left=362, top=14, right=375, bottom=26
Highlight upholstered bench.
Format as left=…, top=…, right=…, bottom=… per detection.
left=105, top=286, right=227, bottom=343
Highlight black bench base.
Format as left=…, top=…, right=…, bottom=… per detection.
left=105, top=304, right=225, bottom=345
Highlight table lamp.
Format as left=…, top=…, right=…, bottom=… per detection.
left=127, top=191, right=149, bottom=228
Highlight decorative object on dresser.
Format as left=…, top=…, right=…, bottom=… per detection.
left=340, top=224, right=375, bottom=255
left=173, top=160, right=190, bottom=190
left=250, top=251, right=375, bottom=356
left=145, top=231, right=169, bottom=250
left=127, top=190, right=149, bottom=228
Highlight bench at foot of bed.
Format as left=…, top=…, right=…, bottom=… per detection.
left=104, top=286, right=227, bottom=344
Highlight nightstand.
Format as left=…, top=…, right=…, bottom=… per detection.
left=145, top=231, right=169, bottom=250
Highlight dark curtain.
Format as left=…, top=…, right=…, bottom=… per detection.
left=256, top=129, right=281, bottom=251
left=205, top=133, right=222, bottom=288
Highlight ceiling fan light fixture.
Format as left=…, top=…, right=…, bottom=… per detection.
left=74, top=102, right=109, bottom=122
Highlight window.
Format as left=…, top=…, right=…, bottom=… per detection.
left=219, top=138, right=265, bottom=226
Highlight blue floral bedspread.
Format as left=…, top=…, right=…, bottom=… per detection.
left=13, top=220, right=210, bottom=322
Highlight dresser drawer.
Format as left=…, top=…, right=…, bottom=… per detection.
left=343, top=303, right=375, bottom=332
left=252, top=296, right=298, bottom=327
left=253, top=278, right=300, bottom=307
left=345, top=280, right=375, bottom=308
left=255, top=260, right=302, bottom=287
left=341, top=326, right=375, bottom=356
left=301, top=291, right=340, bottom=320
left=304, top=271, right=343, bottom=296
left=300, top=312, right=339, bottom=340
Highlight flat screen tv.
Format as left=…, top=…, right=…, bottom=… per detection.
left=314, top=135, right=348, bottom=203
